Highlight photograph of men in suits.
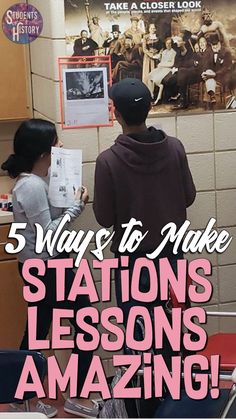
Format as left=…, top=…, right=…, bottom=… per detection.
left=73, top=29, right=98, bottom=56
left=202, top=33, right=232, bottom=103
left=103, top=24, right=123, bottom=68
left=112, top=35, right=142, bottom=82
left=65, top=0, right=236, bottom=114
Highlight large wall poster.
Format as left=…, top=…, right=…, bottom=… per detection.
left=64, top=0, right=236, bottom=114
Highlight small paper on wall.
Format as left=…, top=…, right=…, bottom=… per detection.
left=62, top=67, right=109, bottom=127
left=49, top=147, right=82, bottom=208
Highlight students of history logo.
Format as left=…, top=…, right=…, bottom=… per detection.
left=2, top=3, right=43, bottom=44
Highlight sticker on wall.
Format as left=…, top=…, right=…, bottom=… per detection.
left=2, top=3, right=43, bottom=44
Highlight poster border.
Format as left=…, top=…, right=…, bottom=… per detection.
left=58, top=55, right=114, bottom=129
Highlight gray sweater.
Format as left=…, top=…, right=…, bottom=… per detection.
left=12, top=173, right=84, bottom=262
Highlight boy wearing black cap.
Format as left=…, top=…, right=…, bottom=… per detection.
left=93, top=78, right=196, bottom=327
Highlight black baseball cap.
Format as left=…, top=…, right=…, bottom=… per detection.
left=109, top=78, right=152, bottom=113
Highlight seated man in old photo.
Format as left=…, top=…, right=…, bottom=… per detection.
left=201, top=33, right=232, bottom=103
left=112, top=35, right=142, bottom=83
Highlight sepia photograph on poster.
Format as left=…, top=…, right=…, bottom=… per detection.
left=64, top=0, right=236, bottom=114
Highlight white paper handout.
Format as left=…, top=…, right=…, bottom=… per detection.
left=49, top=147, right=82, bottom=208
left=62, top=67, right=109, bottom=127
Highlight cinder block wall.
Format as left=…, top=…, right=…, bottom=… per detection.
left=1, top=0, right=236, bottom=372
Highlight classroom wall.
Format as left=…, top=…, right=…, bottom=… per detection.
left=1, top=0, right=236, bottom=373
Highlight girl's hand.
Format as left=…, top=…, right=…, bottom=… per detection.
left=75, top=186, right=89, bottom=204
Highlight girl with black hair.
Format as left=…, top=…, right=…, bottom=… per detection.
left=2, top=119, right=98, bottom=418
